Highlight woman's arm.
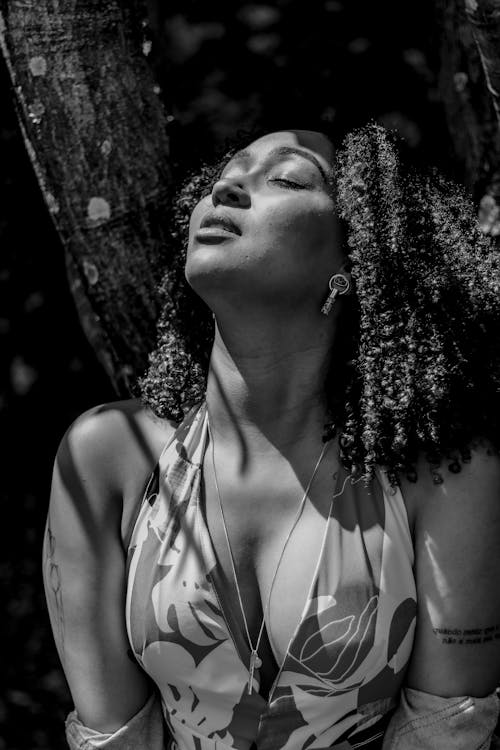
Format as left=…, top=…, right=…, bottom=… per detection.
left=43, top=405, right=154, bottom=733
left=382, top=443, right=500, bottom=748
left=407, top=442, right=500, bottom=698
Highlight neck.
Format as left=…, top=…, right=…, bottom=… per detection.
left=205, top=310, right=339, bottom=456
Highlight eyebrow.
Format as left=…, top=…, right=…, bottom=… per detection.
left=224, top=145, right=331, bottom=184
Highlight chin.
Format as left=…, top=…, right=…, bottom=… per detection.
left=184, top=250, right=244, bottom=298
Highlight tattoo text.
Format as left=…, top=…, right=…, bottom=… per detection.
left=432, top=625, right=500, bottom=645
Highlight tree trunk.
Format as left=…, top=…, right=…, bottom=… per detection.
left=0, top=0, right=173, bottom=394
left=437, top=0, right=500, bottom=237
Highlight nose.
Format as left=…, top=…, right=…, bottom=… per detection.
left=212, top=177, right=250, bottom=209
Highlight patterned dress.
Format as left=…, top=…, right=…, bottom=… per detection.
left=126, top=402, right=417, bottom=750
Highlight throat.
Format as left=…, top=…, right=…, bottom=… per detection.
left=205, top=328, right=334, bottom=454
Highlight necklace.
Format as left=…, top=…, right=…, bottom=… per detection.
left=206, top=413, right=330, bottom=695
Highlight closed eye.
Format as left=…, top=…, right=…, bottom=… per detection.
left=269, top=177, right=305, bottom=189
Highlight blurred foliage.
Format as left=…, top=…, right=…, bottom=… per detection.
left=145, top=0, right=454, bottom=177
left=0, top=1, right=460, bottom=747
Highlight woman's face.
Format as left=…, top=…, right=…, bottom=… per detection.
left=185, top=130, right=345, bottom=314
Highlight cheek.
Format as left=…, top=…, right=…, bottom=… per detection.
left=260, top=201, right=337, bottom=257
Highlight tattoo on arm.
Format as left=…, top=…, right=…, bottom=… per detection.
left=43, top=517, right=65, bottom=663
left=432, top=624, right=500, bottom=645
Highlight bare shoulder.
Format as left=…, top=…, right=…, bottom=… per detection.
left=398, top=440, right=500, bottom=535
left=54, top=398, right=178, bottom=537
left=400, top=440, right=500, bottom=531
left=401, top=440, right=500, bottom=697
left=59, top=397, right=177, bottom=488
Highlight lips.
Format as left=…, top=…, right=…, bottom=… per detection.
left=199, top=212, right=241, bottom=236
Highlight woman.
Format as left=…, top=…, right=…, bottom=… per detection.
left=44, top=125, right=500, bottom=749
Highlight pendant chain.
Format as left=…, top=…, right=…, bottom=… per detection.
left=207, top=412, right=330, bottom=694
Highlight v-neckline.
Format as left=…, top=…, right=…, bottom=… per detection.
left=192, top=403, right=339, bottom=705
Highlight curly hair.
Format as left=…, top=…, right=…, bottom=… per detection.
left=139, top=124, right=500, bottom=484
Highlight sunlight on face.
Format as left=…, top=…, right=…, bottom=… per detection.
left=185, top=130, right=344, bottom=313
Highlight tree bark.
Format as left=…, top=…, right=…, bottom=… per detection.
left=0, top=0, right=173, bottom=394
left=437, top=0, right=500, bottom=237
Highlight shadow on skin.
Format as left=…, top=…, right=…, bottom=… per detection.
left=208, top=362, right=383, bottom=533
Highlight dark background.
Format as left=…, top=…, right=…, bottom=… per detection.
left=0, top=2, right=460, bottom=748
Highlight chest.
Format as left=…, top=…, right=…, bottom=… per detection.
left=126, top=420, right=417, bottom=745
left=201, top=449, right=343, bottom=679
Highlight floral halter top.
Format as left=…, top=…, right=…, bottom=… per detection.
left=125, top=402, right=417, bottom=750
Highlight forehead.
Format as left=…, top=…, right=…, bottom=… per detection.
left=244, top=130, right=334, bottom=169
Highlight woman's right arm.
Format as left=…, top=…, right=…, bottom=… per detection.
left=42, top=406, right=153, bottom=734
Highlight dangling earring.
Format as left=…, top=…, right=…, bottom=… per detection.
left=321, top=272, right=351, bottom=316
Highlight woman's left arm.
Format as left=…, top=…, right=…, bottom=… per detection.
left=383, top=443, right=500, bottom=748
left=408, top=442, right=500, bottom=697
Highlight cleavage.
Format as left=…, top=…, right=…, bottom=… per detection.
left=200, top=446, right=335, bottom=694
